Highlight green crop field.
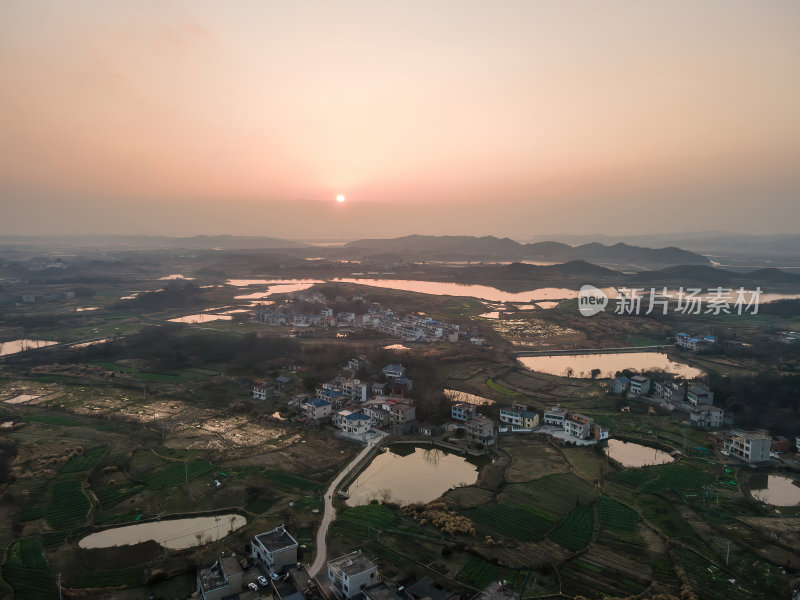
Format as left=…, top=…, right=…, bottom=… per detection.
left=548, top=504, right=594, bottom=551
left=25, top=414, right=86, bottom=427
left=264, top=469, right=323, bottom=492
left=641, top=460, right=720, bottom=492
left=445, top=486, right=493, bottom=508
left=2, top=538, right=58, bottom=600
left=486, top=378, right=521, bottom=397
left=456, top=557, right=501, bottom=589
left=66, top=566, right=146, bottom=589
left=46, top=474, right=91, bottom=530
left=95, top=482, right=148, bottom=508
left=140, top=461, right=215, bottom=489
left=500, top=473, right=595, bottom=517
left=464, top=502, right=555, bottom=542
left=598, top=497, right=639, bottom=531
left=60, top=445, right=107, bottom=473
left=334, top=504, right=398, bottom=534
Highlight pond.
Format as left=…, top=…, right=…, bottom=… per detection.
left=604, top=439, right=675, bottom=468
left=168, top=313, right=233, bottom=324
left=230, top=279, right=322, bottom=300
left=78, top=514, right=247, bottom=550
left=0, top=339, right=58, bottom=356
left=517, top=352, right=704, bottom=379
left=345, top=446, right=479, bottom=506
left=750, top=474, right=800, bottom=506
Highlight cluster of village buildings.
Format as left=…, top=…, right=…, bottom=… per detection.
left=253, top=359, right=613, bottom=448
left=256, top=298, right=461, bottom=343
left=608, top=366, right=799, bottom=463
left=198, top=525, right=517, bottom=600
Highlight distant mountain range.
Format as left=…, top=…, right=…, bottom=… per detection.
left=343, top=235, right=710, bottom=270
left=0, top=234, right=306, bottom=250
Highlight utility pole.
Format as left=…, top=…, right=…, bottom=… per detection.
left=726, top=541, right=730, bottom=566
left=56, top=573, right=62, bottom=600
left=184, top=461, right=188, bottom=484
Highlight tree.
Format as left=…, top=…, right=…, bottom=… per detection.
left=590, top=368, right=601, bottom=379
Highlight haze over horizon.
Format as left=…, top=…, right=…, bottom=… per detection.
left=2, top=1, right=799, bottom=238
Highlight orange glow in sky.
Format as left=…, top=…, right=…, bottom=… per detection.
left=1, top=1, right=799, bottom=236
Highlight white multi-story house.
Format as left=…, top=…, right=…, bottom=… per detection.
left=302, top=398, right=332, bottom=421
left=687, top=383, right=714, bottom=407
left=629, top=376, right=651, bottom=396
left=543, top=404, right=566, bottom=427
left=565, top=413, right=593, bottom=439
left=689, top=406, right=723, bottom=429
left=609, top=376, right=630, bottom=395
left=327, top=551, right=378, bottom=599
left=389, top=402, right=416, bottom=424
left=499, top=404, right=540, bottom=431
left=251, top=525, right=298, bottom=571
left=724, top=430, right=771, bottom=462
left=253, top=380, right=277, bottom=400
left=451, top=402, right=476, bottom=423
left=333, top=410, right=371, bottom=436
left=363, top=402, right=391, bottom=427
left=466, top=415, right=497, bottom=445
left=654, top=380, right=685, bottom=404
left=382, top=364, right=407, bottom=379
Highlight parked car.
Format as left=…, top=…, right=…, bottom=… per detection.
left=248, top=582, right=259, bottom=591
left=257, top=575, right=269, bottom=587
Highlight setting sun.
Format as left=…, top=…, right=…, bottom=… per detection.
left=336, top=194, right=345, bottom=203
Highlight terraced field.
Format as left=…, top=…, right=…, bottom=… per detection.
left=140, top=461, right=215, bottom=489
left=444, top=485, right=493, bottom=508
left=611, top=459, right=720, bottom=492
left=500, top=473, right=595, bottom=517
left=547, top=504, right=594, bottom=551
left=59, top=445, right=107, bottom=474
left=46, top=474, right=91, bottom=530
left=2, top=538, right=58, bottom=600
left=464, top=503, right=555, bottom=542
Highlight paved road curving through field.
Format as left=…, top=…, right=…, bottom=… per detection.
left=308, top=433, right=386, bottom=577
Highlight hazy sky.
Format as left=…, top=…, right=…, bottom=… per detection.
left=2, top=1, right=799, bottom=238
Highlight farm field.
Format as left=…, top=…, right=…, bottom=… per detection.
left=547, top=504, right=594, bottom=551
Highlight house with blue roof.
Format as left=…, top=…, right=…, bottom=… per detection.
left=302, top=397, right=332, bottom=421
left=333, top=410, right=371, bottom=436
left=382, top=364, right=406, bottom=379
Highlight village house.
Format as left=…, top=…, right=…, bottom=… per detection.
left=389, top=402, right=416, bottom=425
left=327, top=551, right=378, bottom=600
left=302, top=398, right=332, bottom=421
left=251, top=525, right=298, bottom=571
left=197, top=555, right=243, bottom=600
left=564, top=413, right=594, bottom=439
left=543, top=404, right=566, bottom=427
left=363, top=401, right=391, bottom=428
left=689, top=405, right=724, bottom=429
left=253, top=380, right=278, bottom=400
left=723, top=430, right=771, bottom=462
left=499, top=403, right=540, bottom=432
left=687, top=383, right=714, bottom=407
left=609, top=376, right=630, bottom=395
left=275, top=375, right=293, bottom=392
left=334, top=410, right=371, bottom=436
left=629, top=375, right=651, bottom=396
left=382, top=363, right=407, bottom=379
left=451, top=402, right=476, bottom=423
left=465, top=415, right=498, bottom=445
left=676, top=332, right=718, bottom=352
left=654, top=379, right=685, bottom=404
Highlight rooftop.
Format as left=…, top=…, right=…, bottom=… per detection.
left=328, top=550, right=377, bottom=577
left=197, top=555, right=243, bottom=594
left=254, top=526, right=298, bottom=553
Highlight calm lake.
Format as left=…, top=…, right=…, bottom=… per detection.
left=79, top=514, right=247, bottom=550
left=518, top=352, right=704, bottom=379
left=345, top=446, right=479, bottom=506
left=604, top=439, right=675, bottom=468
left=750, top=474, right=800, bottom=506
